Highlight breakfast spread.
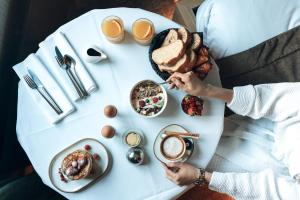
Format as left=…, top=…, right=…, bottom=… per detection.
left=181, top=95, right=204, bottom=116
left=151, top=27, right=212, bottom=79
left=60, top=150, right=93, bottom=181
left=131, top=80, right=166, bottom=116
left=101, top=125, right=116, bottom=138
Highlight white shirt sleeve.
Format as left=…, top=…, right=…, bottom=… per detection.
left=227, top=83, right=300, bottom=121
left=209, top=169, right=300, bottom=200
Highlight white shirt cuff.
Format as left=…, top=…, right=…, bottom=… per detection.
left=227, top=85, right=256, bottom=116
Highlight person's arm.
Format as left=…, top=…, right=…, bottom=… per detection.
left=167, top=72, right=234, bottom=103
left=226, top=83, right=300, bottom=120
left=209, top=169, right=300, bottom=200
left=163, top=163, right=300, bottom=199
left=168, top=72, right=300, bottom=121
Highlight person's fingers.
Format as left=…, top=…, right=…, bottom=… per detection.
left=165, top=168, right=177, bottom=180
left=181, top=71, right=195, bottom=82
left=163, top=163, right=178, bottom=179
left=165, top=162, right=182, bottom=168
left=166, top=72, right=185, bottom=82
left=168, top=82, right=176, bottom=90
left=172, top=78, right=184, bottom=89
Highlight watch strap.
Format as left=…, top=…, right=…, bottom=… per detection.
left=194, top=168, right=206, bottom=185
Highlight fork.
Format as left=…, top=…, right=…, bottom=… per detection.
left=23, top=75, right=63, bottom=114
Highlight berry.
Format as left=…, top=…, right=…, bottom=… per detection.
left=152, top=97, right=158, bottom=103
left=145, top=99, right=150, bottom=103
left=93, top=153, right=100, bottom=160
left=187, top=107, right=195, bottom=116
left=158, top=96, right=162, bottom=100
left=84, top=144, right=91, bottom=151
left=139, top=100, right=146, bottom=107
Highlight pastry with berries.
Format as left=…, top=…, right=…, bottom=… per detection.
left=61, top=150, right=93, bottom=180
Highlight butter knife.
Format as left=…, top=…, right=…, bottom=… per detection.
left=28, top=69, right=63, bottom=114
left=55, top=46, right=86, bottom=99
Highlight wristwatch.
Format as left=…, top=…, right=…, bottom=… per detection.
left=194, top=168, right=206, bottom=185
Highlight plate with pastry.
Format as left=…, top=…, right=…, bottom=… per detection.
left=149, top=27, right=213, bottom=80
left=49, top=138, right=111, bottom=193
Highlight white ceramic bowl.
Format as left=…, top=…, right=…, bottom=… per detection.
left=130, top=80, right=168, bottom=118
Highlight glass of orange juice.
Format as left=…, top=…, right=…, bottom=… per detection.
left=132, top=18, right=155, bottom=45
left=101, top=16, right=125, bottom=43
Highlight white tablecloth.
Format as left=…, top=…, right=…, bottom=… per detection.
left=15, top=8, right=225, bottom=200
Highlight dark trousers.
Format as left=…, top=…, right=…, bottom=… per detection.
left=215, top=26, right=300, bottom=116
left=216, top=26, right=300, bottom=88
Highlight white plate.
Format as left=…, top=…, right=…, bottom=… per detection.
left=49, top=138, right=111, bottom=193
left=153, top=124, right=194, bottom=163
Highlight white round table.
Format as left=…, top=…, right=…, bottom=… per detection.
left=15, top=8, right=225, bottom=200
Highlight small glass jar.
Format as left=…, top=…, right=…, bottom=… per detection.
left=123, top=130, right=144, bottom=147
left=132, top=18, right=155, bottom=45
left=101, top=15, right=125, bottom=43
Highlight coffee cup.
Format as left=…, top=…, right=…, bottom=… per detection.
left=160, top=134, right=186, bottom=161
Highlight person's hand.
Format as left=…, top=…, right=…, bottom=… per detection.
left=167, top=71, right=208, bottom=97
left=162, top=162, right=199, bottom=186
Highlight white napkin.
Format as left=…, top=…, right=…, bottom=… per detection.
left=49, top=31, right=97, bottom=101
left=39, top=40, right=79, bottom=101
left=13, top=54, right=75, bottom=124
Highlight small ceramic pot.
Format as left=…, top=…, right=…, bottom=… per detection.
left=84, top=45, right=107, bottom=63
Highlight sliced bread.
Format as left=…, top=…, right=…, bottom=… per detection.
left=158, top=53, right=189, bottom=73
left=162, top=29, right=179, bottom=46
left=152, top=40, right=185, bottom=65
left=190, top=33, right=202, bottom=51
left=178, top=27, right=191, bottom=47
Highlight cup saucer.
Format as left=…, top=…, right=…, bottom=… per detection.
left=153, top=124, right=194, bottom=163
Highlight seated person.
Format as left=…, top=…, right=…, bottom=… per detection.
left=163, top=71, right=300, bottom=199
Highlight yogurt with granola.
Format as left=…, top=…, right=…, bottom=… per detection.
left=131, top=80, right=166, bottom=116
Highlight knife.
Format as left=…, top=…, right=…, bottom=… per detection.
left=55, top=46, right=87, bottom=98
left=28, top=69, right=63, bottom=114
left=55, top=46, right=64, bottom=65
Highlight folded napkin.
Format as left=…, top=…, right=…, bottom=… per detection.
left=13, top=54, right=75, bottom=124
left=39, top=31, right=97, bottom=101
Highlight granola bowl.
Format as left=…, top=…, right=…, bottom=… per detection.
left=130, top=80, right=167, bottom=118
